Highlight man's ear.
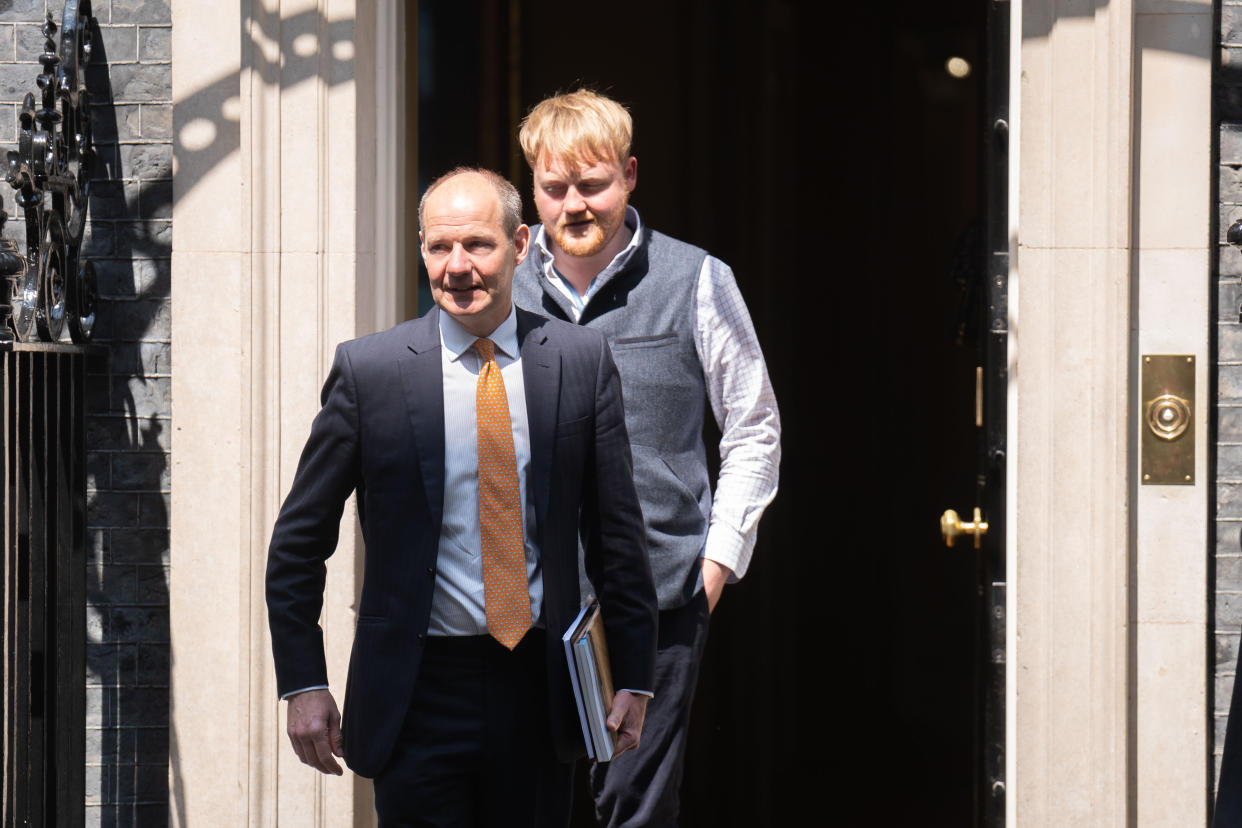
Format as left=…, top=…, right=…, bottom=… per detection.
left=512, top=224, right=531, bottom=265
left=624, top=156, right=638, bottom=192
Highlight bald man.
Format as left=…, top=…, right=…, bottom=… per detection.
left=266, top=168, right=657, bottom=827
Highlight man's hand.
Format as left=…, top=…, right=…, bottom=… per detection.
left=702, top=558, right=732, bottom=614
left=606, top=690, right=649, bottom=756
left=286, top=688, right=344, bottom=775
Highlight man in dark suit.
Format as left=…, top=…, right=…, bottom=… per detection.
left=265, top=167, right=657, bottom=827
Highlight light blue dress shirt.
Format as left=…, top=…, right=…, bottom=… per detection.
left=430, top=306, right=542, bottom=636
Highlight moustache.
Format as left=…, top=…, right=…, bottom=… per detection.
left=559, top=213, right=598, bottom=229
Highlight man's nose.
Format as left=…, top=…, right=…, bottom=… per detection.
left=446, top=243, right=469, bottom=273
left=564, top=186, right=586, bottom=213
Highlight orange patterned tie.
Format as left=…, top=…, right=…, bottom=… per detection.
left=473, top=338, right=532, bottom=649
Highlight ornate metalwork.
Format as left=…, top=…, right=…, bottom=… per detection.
left=0, top=211, right=25, bottom=345
left=1, top=1, right=98, bottom=344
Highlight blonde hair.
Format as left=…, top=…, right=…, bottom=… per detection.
left=518, top=89, right=633, bottom=170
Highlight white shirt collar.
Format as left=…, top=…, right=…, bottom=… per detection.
left=437, top=304, right=520, bottom=362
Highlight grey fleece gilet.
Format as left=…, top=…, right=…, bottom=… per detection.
left=513, top=226, right=710, bottom=610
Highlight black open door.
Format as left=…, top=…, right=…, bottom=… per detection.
left=416, top=1, right=1008, bottom=824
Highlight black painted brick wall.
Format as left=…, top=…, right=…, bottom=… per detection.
left=0, top=0, right=171, bottom=824
left=1219, top=0, right=1242, bottom=793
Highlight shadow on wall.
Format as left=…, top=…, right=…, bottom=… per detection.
left=76, top=7, right=356, bottom=826
left=75, top=18, right=174, bottom=825
left=172, top=9, right=358, bottom=205
left=0, top=8, right=171, bottom=823
left=0, top=4, right=341, bottom=821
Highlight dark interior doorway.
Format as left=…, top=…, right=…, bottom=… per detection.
left=418, top=1, right=992, bottom=824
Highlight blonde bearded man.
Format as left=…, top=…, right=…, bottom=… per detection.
left=512, top=90, right=781, bottom=828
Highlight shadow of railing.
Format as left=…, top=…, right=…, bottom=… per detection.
left=70, top=15, right=175, bottom=824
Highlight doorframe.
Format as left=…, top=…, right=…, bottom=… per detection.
left=979, top=2, right=1010, bottom=825
left=1006, top=1, right=1213, bottom=824
left=1004, top=3, right=1020, bottom=826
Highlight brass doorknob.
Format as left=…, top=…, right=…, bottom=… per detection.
left=941, top=507, right=988, bottom=549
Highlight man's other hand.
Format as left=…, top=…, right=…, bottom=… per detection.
left=606, top=690, right=649, bottom=756
left=702, top=558, right=732, bottom=614
left=286, top=688, right=344, bottom=775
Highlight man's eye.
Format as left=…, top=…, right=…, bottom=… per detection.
left=543, top=185, right=566, bottom=198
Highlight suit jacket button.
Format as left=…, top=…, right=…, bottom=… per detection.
left=417, top=633, right=425, bottom=641
left=426, top=567, right=434, bottom=575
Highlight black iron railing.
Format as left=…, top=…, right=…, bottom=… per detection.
left=1, top=344, right=87, bottom=827
left=0, top=1, right=102, bottom=825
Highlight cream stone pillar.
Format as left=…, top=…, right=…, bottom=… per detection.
left=171, top=0, right=398, bottom=824
left=168, top=0, right=246, bottom=822
left=1130, top=2, right=1212, bottom=823
left=1012, top=0, right=1214, bottom=823
left=1010, top=0, right=1135, bottom=823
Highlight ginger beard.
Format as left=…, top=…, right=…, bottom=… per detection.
left=545, top=187, right=630, bottom=258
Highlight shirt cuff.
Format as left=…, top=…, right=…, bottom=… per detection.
left=702, top=522, right=749, bottom=581
left=281, top=684, right=329, bottom=700
left=618, top=688, right=654, bottom=699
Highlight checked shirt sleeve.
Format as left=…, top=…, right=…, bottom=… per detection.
left=692, top=256, right=781, bottom=580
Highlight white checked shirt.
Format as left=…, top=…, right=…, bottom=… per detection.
left=533, top=207, right=781, bottom=580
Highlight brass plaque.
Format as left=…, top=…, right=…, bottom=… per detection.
left=1141, top=355, right=1195, bottom=485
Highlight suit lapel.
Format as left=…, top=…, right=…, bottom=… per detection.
left=517, top=308, right=558, bottom=533
left=399, top=308, right=446, bottom=531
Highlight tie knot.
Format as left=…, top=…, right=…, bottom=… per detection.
left=473, top=338, right=495, bottom=362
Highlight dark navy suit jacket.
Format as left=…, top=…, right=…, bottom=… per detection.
left=265, top=306, right=657, bottom=778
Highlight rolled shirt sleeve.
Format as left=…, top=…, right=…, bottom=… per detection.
left=692, top=256, right=781, bottom=580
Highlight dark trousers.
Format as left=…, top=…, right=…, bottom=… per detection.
left=589, top=590, right=711, bottom=828
left=373, top=630, right=573, bottom=828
